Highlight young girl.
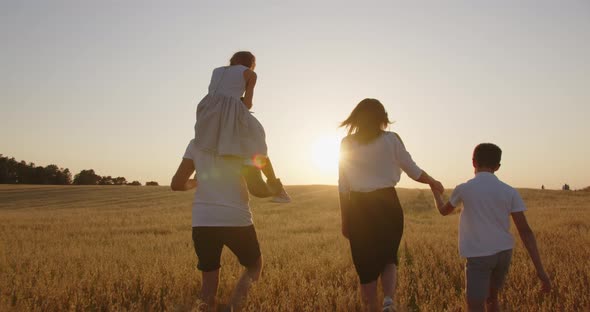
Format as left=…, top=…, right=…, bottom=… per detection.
left=194, top=51, right=290, bottom=203
left=338, top=98, right=444, bottom=312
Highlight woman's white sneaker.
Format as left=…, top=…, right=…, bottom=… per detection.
left=382, top=296, right=395, bottom=312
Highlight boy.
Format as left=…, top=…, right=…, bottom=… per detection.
left=431, top=143, right=551, bottom=312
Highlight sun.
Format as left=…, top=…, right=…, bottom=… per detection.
left=310, top=135, right=340, bottom=173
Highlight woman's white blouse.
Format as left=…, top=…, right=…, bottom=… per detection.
left=338, top=132, right=423, bottom=193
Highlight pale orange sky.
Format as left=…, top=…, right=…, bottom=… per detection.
left=1, top=1, right=589, bottom=189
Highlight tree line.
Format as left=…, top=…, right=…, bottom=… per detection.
left=0, top=155, right=158, bottom=186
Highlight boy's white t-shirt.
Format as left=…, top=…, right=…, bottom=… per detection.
left=450, top=172, right=526, bottom=258
left=183, top=140, right=252, bottom=227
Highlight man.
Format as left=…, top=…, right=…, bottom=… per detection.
left=171, top=139, right=263, bottom=312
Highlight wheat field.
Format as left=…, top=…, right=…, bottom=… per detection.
left=0, top=185, right=588, bottom=311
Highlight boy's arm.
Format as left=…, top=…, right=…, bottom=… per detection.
left=431, top=190, right=455, bottom=216
left=171, top=158, right=198, bottom=191
left=511, top=211, right=551, bottom=293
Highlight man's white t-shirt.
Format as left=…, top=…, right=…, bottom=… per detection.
left=183, top=140, right=252, bottom=227
left=450, top=172, right=526, bottom=258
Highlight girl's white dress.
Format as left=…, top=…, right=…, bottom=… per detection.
left=194, top=65, right=267, bottom=160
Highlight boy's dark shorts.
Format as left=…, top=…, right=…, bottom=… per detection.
left=192, top=225, right=261, bottom=272
left=466, top=249, right=513, bottom=302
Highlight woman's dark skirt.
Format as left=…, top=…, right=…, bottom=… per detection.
left=348, top=187, right=404, bottom=284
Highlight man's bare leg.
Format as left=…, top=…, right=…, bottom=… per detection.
left=485, top=287, right=500, bottom=312
left=467, top=298, right=486, bottom=312
left=199, top=269, right=220, bottom=312
left=228, top=256, right=263, bottom=312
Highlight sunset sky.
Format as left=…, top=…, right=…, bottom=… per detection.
left=2, top=1, right=589, bottom=189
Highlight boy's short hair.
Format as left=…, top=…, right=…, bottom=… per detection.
left=473, top=143, right=502, bottom=168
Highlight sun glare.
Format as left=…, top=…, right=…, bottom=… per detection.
left=310, top=136, right=341, bottom=173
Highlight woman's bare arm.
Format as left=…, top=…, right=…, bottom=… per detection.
left=415, top=170, right=444, bottom=194
left=339, top=192, right=351, bottom=239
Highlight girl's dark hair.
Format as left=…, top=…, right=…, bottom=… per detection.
left=229, top=51, right=256, bottom=69
left=340, top=98, right=391, bottom=143
left=473, top=143, right=502, bottom=168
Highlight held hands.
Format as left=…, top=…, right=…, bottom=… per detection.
left=429, top=179, right=444, bottom=194
left=428, top=179, right=453, bottom=215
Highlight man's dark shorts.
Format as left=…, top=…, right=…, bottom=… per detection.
left=192, top=225, right=261, bottom=272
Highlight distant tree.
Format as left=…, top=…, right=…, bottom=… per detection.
left=32, top=166, right=46, bottom=184
left=16, top=161, right=30, bottom=183
left=113, top=176, right=127, bottom=185
left=0, top=155, right=18, bottom=183
left=99, top=176, right=114, bottom=185
left=0, top=155, right=129, bottom=186
left=57, top=168, right=73, bottom=185
left=128, top=180, right=141, bottom=186
left=46, top=165, right=73, bottom=184
left=73, top=169, right=101, bottom=185
left=145, top=181, right=159, bottom=186
left=562, top=183, right=570, bottom=191
left=44, top=165, right=60, bottom=183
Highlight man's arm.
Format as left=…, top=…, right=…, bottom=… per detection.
left=511, top=211, right=551, bottom=293
left=171, top=158, right=197, bottom=191
left=431, top=190, right=455, bottom=216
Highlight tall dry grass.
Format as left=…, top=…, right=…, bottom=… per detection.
left=0, top=185, right=588, bottom=311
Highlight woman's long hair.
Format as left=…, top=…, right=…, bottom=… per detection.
left=340, top=98, right=391, bottom=143
left=230, top=51, right=256, bottom=69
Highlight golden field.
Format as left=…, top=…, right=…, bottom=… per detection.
left=0, top=185, right=588, bottom=311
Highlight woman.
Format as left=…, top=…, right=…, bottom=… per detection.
left=338, top=98, right=444, bottom=312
